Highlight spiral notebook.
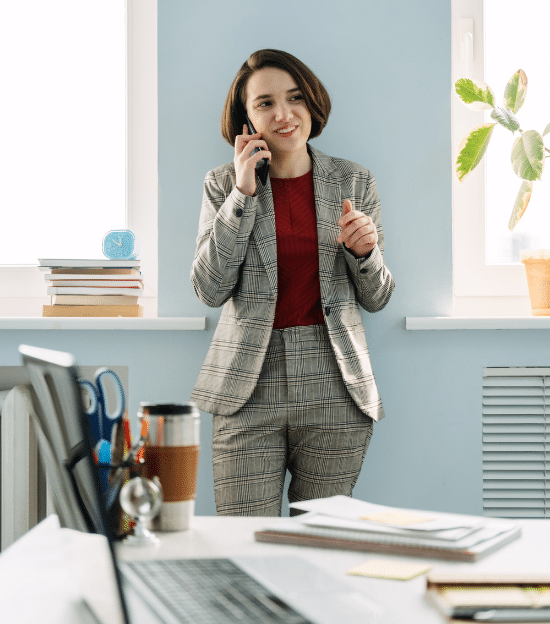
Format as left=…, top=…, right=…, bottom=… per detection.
left=255, top=497, right=521, bottom=562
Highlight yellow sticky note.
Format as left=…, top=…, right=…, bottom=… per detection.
left=347, top=559, right=431, bottom=581
left=359, top=511, right=434, bottom=525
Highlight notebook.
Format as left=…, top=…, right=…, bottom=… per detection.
left=19, top=344, right=404, bottom=624
left=255, top=497, right=521, bottom=562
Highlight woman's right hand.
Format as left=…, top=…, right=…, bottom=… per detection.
left=234, top=124, right=271, bottom=196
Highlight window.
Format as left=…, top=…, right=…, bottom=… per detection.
left=0, top=0, right=158, bottom=317
left=452, top=0, right=548, bottom=316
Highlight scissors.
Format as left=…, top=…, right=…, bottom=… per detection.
left=78, top=368, right=125, bottom=451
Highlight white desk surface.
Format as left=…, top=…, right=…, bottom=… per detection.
left=118, top=516, right=548, bottom=624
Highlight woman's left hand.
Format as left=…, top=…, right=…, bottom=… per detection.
left=337, top=199, right=378, bottom=257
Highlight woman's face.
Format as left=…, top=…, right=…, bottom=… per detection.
left=245, top=67, right=312, bottom=160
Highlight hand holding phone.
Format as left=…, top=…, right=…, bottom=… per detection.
left=244, top=114, right=270, bottom=186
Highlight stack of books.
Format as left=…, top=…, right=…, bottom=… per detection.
left=39, top=258, right=143, bottom=317
left=255, top=496, right=521, bottom=562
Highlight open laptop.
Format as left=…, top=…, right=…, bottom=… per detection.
left=19, top=344, right=402, bottom=624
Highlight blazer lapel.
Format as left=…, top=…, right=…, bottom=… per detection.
left=251, top=179, right=278, bottom=295
left=310, top=147, right=342, bottom=301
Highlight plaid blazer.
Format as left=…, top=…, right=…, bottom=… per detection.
left=190, top=146, right=395, bottom=421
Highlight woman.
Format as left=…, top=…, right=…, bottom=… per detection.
left=191, top=49, right=394, bottom=516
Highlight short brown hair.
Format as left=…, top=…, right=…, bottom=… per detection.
left=221, top=49, right=331, bottom=146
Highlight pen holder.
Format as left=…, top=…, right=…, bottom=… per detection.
left=100, top=455, right=146, bottom=540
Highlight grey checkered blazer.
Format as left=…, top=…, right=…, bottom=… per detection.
left=190, top=146, right=395, bottom=421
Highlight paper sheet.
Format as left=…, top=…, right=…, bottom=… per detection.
left=359, top=511, right=434, bottom=525
left=347, top=559, right=431, bottom=580
left=289, top=495, right=484, bottom=532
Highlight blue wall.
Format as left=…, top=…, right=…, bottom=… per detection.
left=3, top=0, right=550, bottom=518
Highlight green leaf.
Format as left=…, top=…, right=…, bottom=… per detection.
left=455, top=78, right=495, bottom=111
left=511, top=130, right=545, bottom=181
left=504, top=69, right=527, bottom=114
left=508, top=180, right=533, bottom=230
left=491, top=106, right=520, bottom=132
left=543, top=122, right=550, bottom=137
left=456, top=123, right=496, bottom=181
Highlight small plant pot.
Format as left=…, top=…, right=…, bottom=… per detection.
left=521, top=250, right=550, bottom=315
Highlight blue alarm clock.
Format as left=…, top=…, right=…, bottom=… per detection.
left=102, top=230, right=140, bottom=260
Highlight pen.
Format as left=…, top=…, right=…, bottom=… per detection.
left=123, top=416, right=132, bottom=451
left=104, top=427, right=148, bottom=511
left=457, top=607, right=550, bottom=621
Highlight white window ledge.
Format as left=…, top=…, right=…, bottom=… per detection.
left=0, top=317, right=206, bottom=331
left=406, top=317, right=550, bottom=330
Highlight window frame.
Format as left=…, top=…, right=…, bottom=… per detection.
left=0, top=0, right=158, bottom=318
left=452, top=0, right=531, bottom=317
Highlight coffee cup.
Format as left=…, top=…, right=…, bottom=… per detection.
left=138, top=402, right=200, bottom=531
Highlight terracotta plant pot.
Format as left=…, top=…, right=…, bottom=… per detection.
left=520, top=250, right=550, bottom=315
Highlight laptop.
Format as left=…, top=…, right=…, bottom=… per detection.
left=19, top=344, right=402, bottom=624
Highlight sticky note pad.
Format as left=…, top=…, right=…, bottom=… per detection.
left=347, top=559, right=431, bottom=580
left=359, top=511, right=434, bottom=525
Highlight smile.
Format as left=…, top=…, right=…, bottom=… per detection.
left=275, top=125, right=297, bottom=136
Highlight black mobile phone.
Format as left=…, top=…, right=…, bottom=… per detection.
left=244, top=114, right=269, bottom=185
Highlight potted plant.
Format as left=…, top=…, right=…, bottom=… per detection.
left=455, top=69, right=550, bottom=314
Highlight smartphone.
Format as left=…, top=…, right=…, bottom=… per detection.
left=244, top=114, right=270, bottom=185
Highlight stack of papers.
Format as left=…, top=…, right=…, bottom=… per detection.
left=255, top=496, right=521, bottom=562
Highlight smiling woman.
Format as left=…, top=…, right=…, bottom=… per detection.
left=244, top=68, right=313, bottom=180
left=190, top=48, right=395, bottom=517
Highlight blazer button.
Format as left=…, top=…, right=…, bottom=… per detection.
left=360, top=267, right=368, bottom=274
left=235, top=208, right=243, bottom=217
left=325, top=306, right=331, bottom=316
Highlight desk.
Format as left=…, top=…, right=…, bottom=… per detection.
left=118, top=516, right=547, bottom=624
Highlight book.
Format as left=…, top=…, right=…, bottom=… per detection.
left=45, top=280, right=142, bottom=288
left=47, top=286, right=143, bottom=296
left=38, top=258, right=140, bottom=269
left=44, top=273, right=142, bottom=282
left=49, top=268, right=140, bottom=275
left=38, top=259, right=144, bottom=316
left=426, top=571, right=550, bottom=621
left=42, top=305, right=143, bottom=317
left=51, top=294, right=139, bottom=306
left=254, top=496, right=521, bottom=562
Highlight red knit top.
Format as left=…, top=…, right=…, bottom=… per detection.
left=270, top=170, right=325, bottom=329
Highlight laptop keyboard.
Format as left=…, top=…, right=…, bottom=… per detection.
left=124, top=558, right=313, bottom=623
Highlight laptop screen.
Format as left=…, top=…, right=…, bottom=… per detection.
left=19, top=344, right=130, bottom=624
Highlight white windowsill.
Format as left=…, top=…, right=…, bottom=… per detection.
left=0, top=317, right=207, bottom=330
left=406, top=316, right=550, bottom=330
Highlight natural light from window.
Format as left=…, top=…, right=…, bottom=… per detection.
left=485, top=0, right=550, bottom=265
left=0, top=0, right=126, bottom=265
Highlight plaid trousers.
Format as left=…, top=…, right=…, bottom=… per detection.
left=211, top=324, right=373, bottom=516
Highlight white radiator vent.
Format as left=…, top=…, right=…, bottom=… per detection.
left=483, top=368, right=550, bottom=519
